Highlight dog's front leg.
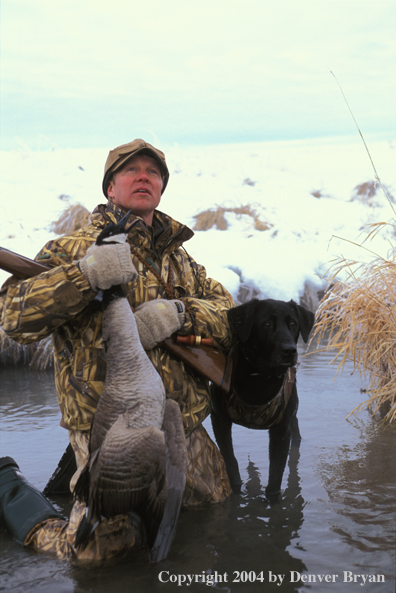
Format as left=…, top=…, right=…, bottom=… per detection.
left=211, top=409, right=242, bottom=493
left=266, top=420, right=292, bottom=503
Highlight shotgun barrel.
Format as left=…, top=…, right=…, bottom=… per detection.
left=0, top=245, right=232, bottom=393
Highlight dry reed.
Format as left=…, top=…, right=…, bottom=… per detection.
left=193, top=204, right=272, bottom=232
left=0, top=327, right=52, bottom=369
left=350, top=180, right=395, bottom=207
left=312, top=238, right=396, bottom=424
left=50, top=202, right=90, bottom=235
left=309, top=79, right=396, bottom=424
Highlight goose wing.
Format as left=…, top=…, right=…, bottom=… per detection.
left=89, top=392, right=136, bottom=454
left=88, top=416, right=167, bottom=545
left=150, top=398, right=188, bottom=563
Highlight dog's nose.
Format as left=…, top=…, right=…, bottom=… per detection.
left=282, top=345, right=297, bottom=358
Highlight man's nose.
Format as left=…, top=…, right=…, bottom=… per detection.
left=137, top=169, right=149, bottom=181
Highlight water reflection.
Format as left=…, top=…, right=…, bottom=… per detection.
left=318, top=418, right=396, bottom=556
left=0, top=367, right=69, bottom=490
left=1, top=367, right=59, bottom=429
left=60, top=449, right=307, bottom=593
left=1, top=354, right=395, bottom=592
left=223, top=455, right=307, bottom=588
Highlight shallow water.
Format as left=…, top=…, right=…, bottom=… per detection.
left=0, top=343, right=395, bottom=593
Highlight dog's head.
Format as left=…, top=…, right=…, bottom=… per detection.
left=228, top=298, right=315, bottom=371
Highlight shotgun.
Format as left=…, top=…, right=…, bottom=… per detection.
left=0, top=245, right=233, bottom=393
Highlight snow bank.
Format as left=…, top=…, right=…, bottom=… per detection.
left=1, top=135, right=395, bottom=308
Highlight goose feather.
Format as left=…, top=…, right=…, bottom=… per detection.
left=74, top=222, right=187, bottom=562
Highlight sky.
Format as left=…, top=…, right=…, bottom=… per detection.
left=1, top=0, right=395, bottom=151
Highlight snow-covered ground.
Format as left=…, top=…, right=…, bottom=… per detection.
left=1, top=135, right=395, bottom=308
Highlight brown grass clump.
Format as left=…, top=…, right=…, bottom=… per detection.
left=243, top=178, right=256, bottom=187
left=0, top=328, right=53, bottom=369
left=193, top=207, right=229, bottom=231
left=29, top=336, right=54, bottom=370
left=50, top=203, right=90, bottom=235
left=312, top=246, right=396, bottom=424
left=311, top=189, right=331, bottom=199
left=193, top=204, right=272, bottom=232
left=350, top=180, right=395, bottom=206
left=311, top=189, right=323, bottom=199
left=353, top=180, right=378, bottom=199
left=0, top=328, right=28, bottom=366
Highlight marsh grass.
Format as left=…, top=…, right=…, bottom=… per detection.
left=0, top=328, right=52, bottom=369
left=311, top=75, right=396, bottom=423
left=349, top=180, right=395, bottom=207
left=50, top=202, right=90, bottom=235
left=193, top=203, right=272, bottom=232
left=312, top=229, right=396, bottom=423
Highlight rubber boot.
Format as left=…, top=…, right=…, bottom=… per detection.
left=0, top=456, right=64, bottom=544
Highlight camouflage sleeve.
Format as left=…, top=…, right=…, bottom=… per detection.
left=0, top=241, right=97, bottom=345
left=180, top=260, right=235, bottom=352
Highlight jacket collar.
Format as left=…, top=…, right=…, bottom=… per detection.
left=90, top=201, right=194, bottom=255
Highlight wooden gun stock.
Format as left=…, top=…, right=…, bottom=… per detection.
left=0, top=246, right=49, bottom=279
left=163, top=337, right=232, bottom=394
left=0, top=245, right=233, bottom=393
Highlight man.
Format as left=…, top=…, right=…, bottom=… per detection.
left=0, top=139, right=234, bottom=560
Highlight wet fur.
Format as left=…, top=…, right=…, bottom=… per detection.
left=211, top=298, right=314, bottom=502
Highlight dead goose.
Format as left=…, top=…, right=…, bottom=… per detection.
left=74, top=212, right=187, bottom=562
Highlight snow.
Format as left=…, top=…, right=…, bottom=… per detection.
left=1, top=135, right=395, bottom=307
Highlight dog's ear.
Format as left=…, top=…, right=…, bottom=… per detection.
left=289, top=300, right=315, bottom=343
left=227, top=299, right=259, bottom=343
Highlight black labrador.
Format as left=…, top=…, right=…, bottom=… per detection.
left=211, top=298, right=315, bottom=502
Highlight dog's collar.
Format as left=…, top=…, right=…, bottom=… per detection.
left=225, top=365, right=298, bottom=429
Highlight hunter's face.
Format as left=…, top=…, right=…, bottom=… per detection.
left=107, top=155, right=163, bottom=226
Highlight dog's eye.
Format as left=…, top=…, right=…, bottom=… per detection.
left=290, top=320, right=297, bottom=327
left=264, top=321, right=271, bottom=327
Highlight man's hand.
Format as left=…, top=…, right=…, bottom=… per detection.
left=134, top=299, right=186, bottom=349
left=79, top=242, right=137, bottom=291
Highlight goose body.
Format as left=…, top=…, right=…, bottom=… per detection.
left=91, top=295, right=166, bottom=450
left=74, top=218, right=187, bottom=562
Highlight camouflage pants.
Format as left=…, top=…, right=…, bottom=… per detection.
left=24, top=424, right=231, bottom=561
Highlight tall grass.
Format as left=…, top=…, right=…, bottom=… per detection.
left=312, top=74, right=396, bottom=423
left=312, top=223, right=396, bottom=424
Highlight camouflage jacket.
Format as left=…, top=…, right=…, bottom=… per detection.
left=0, top=202, right=234, bottom=434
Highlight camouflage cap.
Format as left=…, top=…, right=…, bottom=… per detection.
left=102, top=139, right=169, bottom=197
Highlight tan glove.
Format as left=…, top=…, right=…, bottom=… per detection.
left=134, top=299, right=186, bottom=350
left=79, top=242, right=137, bottom=291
